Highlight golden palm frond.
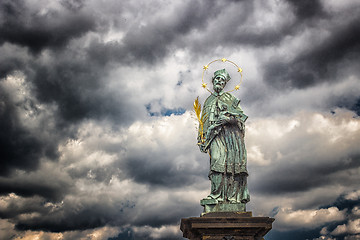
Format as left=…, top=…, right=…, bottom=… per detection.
left=193, top=97, right=207, bottom=143
left=193, top=97, right=202, bottom=120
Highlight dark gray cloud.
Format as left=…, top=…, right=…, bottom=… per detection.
left=130, top=195, right=201, bottom=228
left=0, top=0, right=133, bottom=128
left=183, top=1, right=293, bottom=56
left=0, top=0, right=146, bottom=126
left=286, top=0, right=325, bottom=20
left=0, top=195, right=47, bottom=219
left=67, top=165, right=120, bottom=184
left=120, top=0, right=218, bottom=64
left=0, top=87, right=58, bottom=176
left=251, top=153, right=360, bottom=195
left=263, top=14, right=360, bottom=89
left=0, top=0, right=96, bottom=54
left=350, top=98, right=360, bottom=115
left=14, top=200, right=134, bottom=232
left=61, top=0, right=86, bottom=12
left=0, top=176, right=70, bottom=202
left=247, top=110, right=360, bottom=200
left=29, top=55, right=108, bottom=123
left=0, top=55, right=25, bottom=79
left=266, top=228, right=324, bottom=240
left=123, top=155, right=206, bottom=188
left=77, top=0, right=223, bottom=67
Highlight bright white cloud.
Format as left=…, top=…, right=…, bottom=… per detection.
left=331, top=219, right=360, bottom=236
left=275, top=207, right=346, bottom=231
left=133, top=224, right=181, bottom=239
left=345, top=190, right=360, bottom=201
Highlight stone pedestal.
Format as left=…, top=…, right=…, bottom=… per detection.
left=180, top=212, right=274, bottom=240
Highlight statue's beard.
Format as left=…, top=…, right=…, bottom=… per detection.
left=214, top=84, right=224, bottom=93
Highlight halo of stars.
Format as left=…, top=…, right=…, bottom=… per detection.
left=201, top=58, right=243, bottom=93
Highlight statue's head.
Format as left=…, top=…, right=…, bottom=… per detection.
left=212, top=69, right=231, bottom=93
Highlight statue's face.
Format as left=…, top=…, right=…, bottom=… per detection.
left=213, top=76, right=226, bottom=93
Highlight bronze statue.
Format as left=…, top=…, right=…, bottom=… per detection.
left=182, top=61, right=275, bottom=238
left=196, top=68, right=249, bottom=213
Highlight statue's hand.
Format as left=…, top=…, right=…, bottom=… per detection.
left=216, top=113, right=231, bottom=125
left=198, top=143, right=207, bottom=153
left=205, top=125, right=215, bottom=139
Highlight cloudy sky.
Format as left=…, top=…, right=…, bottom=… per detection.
left=1, top=0, right=360, bottom=239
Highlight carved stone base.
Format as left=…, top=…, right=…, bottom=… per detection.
left=180, top=212, right=274, bottom=240
left=200, top=199, right=246, bottom=215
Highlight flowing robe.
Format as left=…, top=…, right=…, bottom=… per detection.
left=199, top=91, right=250, bottom=203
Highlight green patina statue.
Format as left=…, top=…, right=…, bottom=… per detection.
left=197, top=69, right=250, bottom=214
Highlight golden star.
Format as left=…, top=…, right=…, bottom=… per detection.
left=203, top=65, right=209, bottom=70
left=237, top=67, right=243, bottom=73
left=221, top=58, right=227, bottom=62
left=202, top=83, right=207, bottom=88
left=235, top=85, right=240, bottom=90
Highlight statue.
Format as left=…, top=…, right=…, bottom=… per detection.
left=181, top=61, right=275, bottom=239
left=195, top=67, right=250, bottom=213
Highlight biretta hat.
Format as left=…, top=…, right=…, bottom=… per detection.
left=213, top=69, right=231, bottom=82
